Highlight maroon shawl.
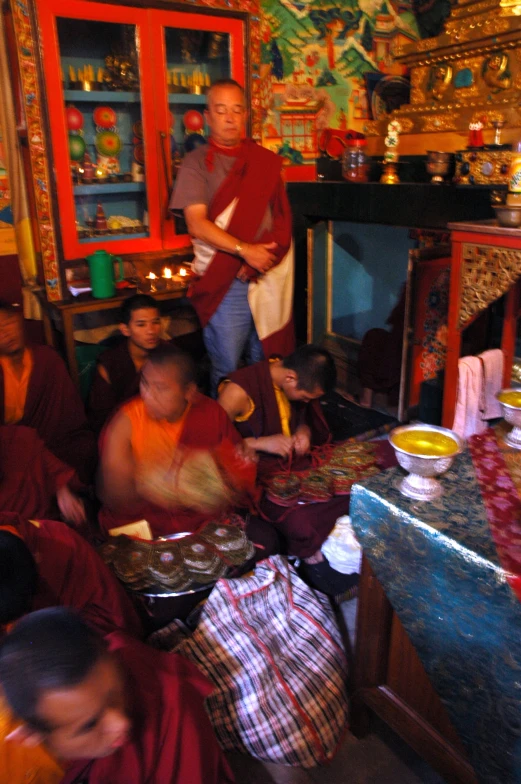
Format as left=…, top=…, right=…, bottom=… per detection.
left=0, top=511, right=143, bottom=639
left=189, top=140, right=293, bottom=335
left=62, top=633, right=234, bottom=784
left=0, top=345, right=97, bottom=484
left=0, top=425, right=77, bottom=520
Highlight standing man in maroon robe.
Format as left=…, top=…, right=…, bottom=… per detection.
left=0, top=302, right=96, bottom=484
left=87, top=294, right=162, bottom=434
left=170, top=79, right=294, bottom=394
left=0, top=608, right=234, bottom=783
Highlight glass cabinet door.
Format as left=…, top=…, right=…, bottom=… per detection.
left=151, top=10, right=246, bottom=248
left=38, top=0, right=161, bottom=259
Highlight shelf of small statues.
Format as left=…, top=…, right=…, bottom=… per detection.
left=73, top=182, right=145, bottom=196
left=78, top=228, right=148, bottom=243
left=63, top=89, right=141, bottom=103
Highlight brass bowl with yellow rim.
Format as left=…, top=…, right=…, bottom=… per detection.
left=389, top=424, right=463, bottom=501
left=497, top=389, right=521, bottom=449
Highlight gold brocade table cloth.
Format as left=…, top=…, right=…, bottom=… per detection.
left=350, top=448, right=521, bottom=784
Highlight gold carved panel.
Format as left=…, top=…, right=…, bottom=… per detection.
left=459, top=243, right=521, bottom=327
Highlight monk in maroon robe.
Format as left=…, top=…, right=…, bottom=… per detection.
left=219, top=346, right=393, bottom=592
left=98, top=344, right=262, bottom=542
left=0, top=425, right=85, bottom=524
left=0, top=302, right=97, bottom=484
left=0, top=609, right=234, bottom=784
left=87, top=295, right=162, bottom=435
left=0, top=511, right=143, bottom=638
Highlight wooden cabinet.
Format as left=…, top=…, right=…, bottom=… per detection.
left=351, top=556, right=477, bottom=784
left=5, top=0, right=258, bottom=300
left=442, top=221, right=521, bottom=428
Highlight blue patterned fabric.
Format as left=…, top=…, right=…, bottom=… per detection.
left=350, top=452, right=521, bottom=784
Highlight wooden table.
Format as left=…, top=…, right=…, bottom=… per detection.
left=351, top=557, right=477, bottom=784
left=442, top=220, right=521, bottom=428
left=37, top=284, right=189, bottom=386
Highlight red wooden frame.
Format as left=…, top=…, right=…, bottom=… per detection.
left=36, top=0, right=246, bottom=259
left=150, top=9, right=245, bottom=249
left=442, top=228, right=521, bottom=429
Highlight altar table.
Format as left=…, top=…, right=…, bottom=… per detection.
left=350, top=449, right=521, bottom=784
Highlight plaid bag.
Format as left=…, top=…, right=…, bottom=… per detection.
left=175, top=555, right=349, bottom=767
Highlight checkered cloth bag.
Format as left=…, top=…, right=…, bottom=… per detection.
left=175, top=555, right=349, bottom=767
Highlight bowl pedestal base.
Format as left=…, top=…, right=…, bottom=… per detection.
left=504, top=425, right=521, bottom=450
left=399, top=472, right=443, bottom=501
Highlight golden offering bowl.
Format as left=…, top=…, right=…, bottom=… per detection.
left=426, top=151, right=452, bottom=184
left=390, top=424, right=463, bottom=501
left=497, top=389, right=521, bottom=449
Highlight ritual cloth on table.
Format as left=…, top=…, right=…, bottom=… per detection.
left=0, top=511, right=143, bottom=639
left=61, top=632, right=235, bottom=784
left=350, top=450, right=521, bottom=783
left=468, top=426, right=521, bottom=601
left=260, top=440, right=395, bottom=558
left=0, top=345, right=97, bottom=484
left=99, top=394, right=252, bottom=539
left=0, top=424, right=79, bottom=520
left=452, top=355, right=486, bottom=439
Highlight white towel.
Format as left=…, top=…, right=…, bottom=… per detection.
left=452, top=356, right=486, bottom=439
left=478, top=349, right=504, bottom=421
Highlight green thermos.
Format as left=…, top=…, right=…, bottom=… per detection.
left=86, top=250, right=124, bottom=298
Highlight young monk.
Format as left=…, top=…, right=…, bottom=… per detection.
left=87, top=294, right=162, bottom=434
left=0, top=608, right=234, bottom=784
left=98, top=343, right=271, bottom=549
left=218, top=344, right=336, bottom=475
left=0, top=425, right=85, bottom=525
left=0, top=511, right=142, bottom=639
left=0, top=301, right=96, bottom=484
left=219, top=345, right=377, bottom=594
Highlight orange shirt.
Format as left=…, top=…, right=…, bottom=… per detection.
left=124, top=397, right=191, bottom=472
left=0, top=348, right=33, bottom=424
left=0, top=697, right=64, bottom=784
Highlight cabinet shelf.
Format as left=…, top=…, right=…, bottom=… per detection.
left=79, top=232, right=148, bottom=243
left=73, top=182, right=145, bottom=195
left=168, top=94, right=206, bottom=105
left=64, top=90, right=141, bottom=103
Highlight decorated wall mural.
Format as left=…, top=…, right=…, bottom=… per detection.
left=259, top=0, right=421, bottom=165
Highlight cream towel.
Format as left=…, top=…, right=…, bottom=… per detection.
left=479, top=349, right=504, bottom=421
left=452, top=356, right=486, bottom=439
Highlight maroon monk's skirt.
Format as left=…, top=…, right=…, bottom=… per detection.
left=258, top=440, right=396, bottom=558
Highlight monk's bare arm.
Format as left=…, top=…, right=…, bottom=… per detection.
left=184, top=203, right=276, bottom=274
left=218, top=381, right=293, bottom=457
left=97, top=411, right=141, bottom=511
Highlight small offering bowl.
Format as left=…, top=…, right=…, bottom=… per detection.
left=390, top=424, right=463, bottom=501
left=497, top=389, right=521, bottom=449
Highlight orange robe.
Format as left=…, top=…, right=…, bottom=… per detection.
left=99, top=392, right=244, bottom=538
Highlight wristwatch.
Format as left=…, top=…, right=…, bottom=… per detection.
left=234, top=242, right=244, bottom=257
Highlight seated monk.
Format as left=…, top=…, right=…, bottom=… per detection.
left=218, top=345, right=365, bottom=594
left=0, top=608, right=234, bottom=784
left=0, top=301, right=97, bottom=484
left=87, top=294, right=162, bottom=435
left=0, top=511, right=142, bottom=639
left=0, top=425, right=85, bottom=525
left=218, top=344, right=336, bottom=477
left=98, top=343, right=276, bottom=557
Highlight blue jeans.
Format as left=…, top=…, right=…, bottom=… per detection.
left=204, top=277, right=264, bottom=395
